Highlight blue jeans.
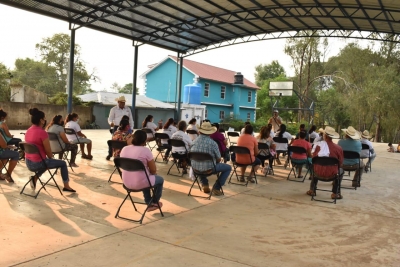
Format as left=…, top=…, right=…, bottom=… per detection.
left=143, top=175, right=164, bottom=204
left=108, top=126, right=119, bottom=157
left=26, top=158, right=69, bottom=183
left=0, top=150, right=19, bottom=161
left=199, top=163, right=232, bottom=190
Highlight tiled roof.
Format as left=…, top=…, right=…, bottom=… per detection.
left=169, top=56, right=259, bottom=89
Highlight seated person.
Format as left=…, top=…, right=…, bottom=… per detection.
left=0, top=109, right=22, bottom=147
left=240, top=121, right=254, bottom=136
left=171, top=120, right=193, bottom=174
left=161, top=118, right=176, bottom=161
left=308, top=125, right=319, bottom=142
left=295, top=124, right=309, bottom=140
left=46, top=115, right=79, bottom=167
left=338, top=126, right=364, bottom=188
left=0, top=133, right=18, bottom=183
left=142, top=115, right=159, bottom=141
left=387, top=143, right=395, bottom=153
left=121, top=115, right=133, bottom=134
left=274, top=124, right=294, bottom=165
left=120, top=130, right=164, bottom=211
left=397, top=142, right=400, bottom=153
left=256, top=126, right=275, bottom=174
left=290, top=131, right=312, bottom=178
left=187, top=118, right=199, bottom=141
left=360, top=130, right=376, bottom=172
left=307, top=126, right=344, bottom=200
left=190, top=122, right=231, bottom=195
left=65, top=113, right=93, bottom=160
left=25, top=108, right=75, bottom=192
left=112, top=119, right=132, bottom=157
left=237, top=124, right=261, bottom=183
left=210, top=123, right=229, bottom=163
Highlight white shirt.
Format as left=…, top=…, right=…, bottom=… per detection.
left=269, top=116, right=282, bottom=132
left=108, top=105, right=134, bottom=128
left=65, top=120, right=81, bottom=142
left=171, top=130, right=193, bottom=153
left=360, top=138, right=376, bottom=158
left=161, top=125, right=177, bottom=144
left=274, top=131, right=293, bottom=151
left=187, top=124, right=199, bottom=140
left=309, top=131, right=319, bottom=139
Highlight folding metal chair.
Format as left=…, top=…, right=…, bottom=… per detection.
left=186, top=129, right=198, bottom=141
left=228, top=146, right=258, bottom=186
left=273, top=137, right=289, bottom=166
left=114, top=157, right=164, bottom=224
left=227, top=131, right=239, bottom=146
left=19, top=142, right=63, bottom=199
left=341, top=151, right=361, bottom=190
left=64, top=128, right=81, bottom=154
left=286, top=146, right=311, bottom=182
left=257, top=142, right=274, bottom=176
left=107, top=140, right=127, bottom=183
left=154, top=133, right=170, bottom=163
left=188, top=152, right=224, bottom=199
left=0, top=134, right=10, bottom=175
left=47, top=132, right=74, bottom=172
left=310, top=157, right=341, bottom=204
left=142, top=128, right=156, bottom=151
left=167, top=139, right=189, bottom=176
left=361, top=143, right=372, bottom=172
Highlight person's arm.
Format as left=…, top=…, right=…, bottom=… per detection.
left=276, top=116, right=282, bottom=124
left=148, top=159, right=157, bottom=175
left=42, top=138, right=54, bottom=159
left=59, top=132, right=70, bottom=143
left=306, top=147, right=312, bottom=158
left=108, top=107, right=115, bottom=127
left=253, top=140, right=259, bottom=156
left=312, top=146, right=321, bottom=158
left=0, top=135, right=7, bottom=148
left=128, top=109, right=134, bottom=129
left=77, top=131, right=86, bottom=138
left=2, top=123, right=13, bottom=138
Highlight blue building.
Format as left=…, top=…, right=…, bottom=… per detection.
left=141, top=56, right=259, bottom=123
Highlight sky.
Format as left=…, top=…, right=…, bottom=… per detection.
left=0, top=4, right=356, bottom=94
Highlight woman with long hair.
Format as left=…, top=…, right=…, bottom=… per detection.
left=142, top=115, right=159, bottom=141
left=46, top=115, right=79, bottom=167
left=308, top=125, right=318, bottom=141
left=0, top=109, right=22, bottom=147
left=111, top=119, right=132, bottom=157
left=274, top=124, right=293, bottom=165
left=65, top=113, right=93, bottom=159
left=256, top=126, right=276, bottom=174
left=186, top=118, right=199, bottom=140
left=120, top=130, right=164, bottom=211
left=161, top=118, right=176, bottom=160
left=25, top=108, right=75, bottom=192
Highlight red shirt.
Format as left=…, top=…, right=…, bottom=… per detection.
left=25, top=125, right=48, bottom=162
left=313, top=140, right=344, bottom=178
left=291, top=139, right=311, bottom=160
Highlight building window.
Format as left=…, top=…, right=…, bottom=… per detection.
left=247, top=112, right=251, bottom=121
left=220, top=86, right=226, bottom=99
left=219, top=110, right=225, bottom=120
left=204, top=83, right=210, bottom=97
left=248, top=91, right=252, bottom=102
left=205, top=109, right=208, bottom=119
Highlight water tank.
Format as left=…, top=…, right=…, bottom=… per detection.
left=234, top=72, right=244, bottom=84
left=183, top=78, right=201, bottom=105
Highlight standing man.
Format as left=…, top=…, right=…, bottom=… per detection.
left=268, top=110, right=282, bottom=133
left=106, top=96, right=134, bottom=160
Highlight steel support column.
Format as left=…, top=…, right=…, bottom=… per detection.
left=176, top=56, right=183, bottom=121
left=131, top=45, right=138, bottom=128
left=67, top=29, right=75, bottom=114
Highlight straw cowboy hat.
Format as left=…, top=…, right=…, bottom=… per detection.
left=199, top=122, right=217, bottom=135
left=115, top=96, right=126, bottom=102
left=318, top=128, right=324, bottom=133
left=341, top=126, right=360, bottom=139
left=324, top=126, right=339, bottom=138
left=361, top=130, right=371, bottom=139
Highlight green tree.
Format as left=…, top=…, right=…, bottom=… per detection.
left=254, top=60, right=286, bottom=87
left=0, top=63, right=11, bottom=102
left=48, top=92, right=83, bottom=105
left=118, top=83, right=140, bottom=95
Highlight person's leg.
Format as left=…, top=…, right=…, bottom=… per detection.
left=87, top=141, right=92, bottom=156
left=213, top=163, right=232, bottom=190
left=251, top=158, right=261, bottom=175
left=256, top=154, right=266, bottom=168
left=0, top=150, right=19, bottom=181
left=199, top=175, right=209, bottom=187
left=152, top=175, right=164, bottom=203
left=44, top=159, right=74, bottom=190
left=69, top=144, right=78, bottom=164
left=332, top=168, right=344, bottom=194
left=142, top=188, right=152, bottom=204
left=164, top=146, right=171, bottom=158
left=80, top=143, right=86, bottom=156
left=354, top=161, right=364, bottom=185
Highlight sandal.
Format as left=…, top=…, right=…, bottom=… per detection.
left=147, top=202, right=163, bottom=212
left=239, top=175, right=245, bottom=182
left=306, top=190, right=315, bottom=196
left=0, top=173, right=6, bottom=180
left=297, top=175, right=303, bottom=179
left=331, top=193, right=343, bottom=199
left=81, top=154, right=89, bottom=159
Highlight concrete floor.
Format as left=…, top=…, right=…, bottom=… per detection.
left=1, top=130, right=400, bottom=267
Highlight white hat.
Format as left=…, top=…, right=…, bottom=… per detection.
left=324, top=126, right=339, bottom=138
left=199, top=122, right=217, bottom=135
left=361, top=130, right=371, bottom=139
left=341, top=126, right=360, bottom=140
left=273, top=110, right=279, bottom=113
left=115, top=96, right=126, bottom=102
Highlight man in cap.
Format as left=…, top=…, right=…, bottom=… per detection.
left=338, top=126, right=364, bottom=187
left=190, top=122, right=231, bottom=196
left=360, top=130, right=376, bottom=172
left=106, top=95, right=134, bottom=160
left=307, top=126, right=344, bottom=199
left=268, top=110, right=282, bottom=132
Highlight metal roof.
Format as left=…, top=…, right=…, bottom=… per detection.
left=2, top=0, right=400, bottom=55
left=77, top=92, right=176, bottom=109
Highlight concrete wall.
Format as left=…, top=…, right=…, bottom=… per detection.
left=0, top=102, right=92, bottom=130
left=10, top=84, right=49, bottom=104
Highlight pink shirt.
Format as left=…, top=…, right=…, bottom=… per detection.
left=25, top=125, right=48, bottom=162
left=119, top=145, right=156, bottom=189
left=291, top=139, right=311, bottom=160
left=237, top=134, right=258, bottom=164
